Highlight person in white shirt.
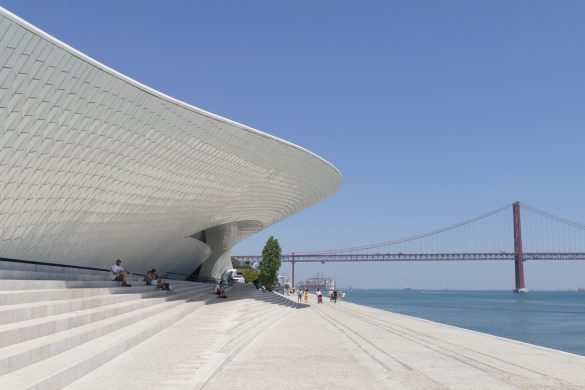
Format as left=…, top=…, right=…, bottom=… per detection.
left=111, top=259, right=131, bottom=287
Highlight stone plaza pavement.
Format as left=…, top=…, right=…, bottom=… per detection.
left=206, top=293, right=585, bottom=390
left=69, top=286, right=585, bottom=390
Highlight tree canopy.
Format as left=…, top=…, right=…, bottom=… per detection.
left=241, top=269, right=259, bottom=284
left=259, top=236, right=281, bottom=288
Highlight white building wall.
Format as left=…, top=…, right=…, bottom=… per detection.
left=0, top=8, right=342, bottom=278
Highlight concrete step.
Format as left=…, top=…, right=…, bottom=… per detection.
left=268, top=292, right=310, bottom=309
left=0, top=295, right=216, bottom=389
left=0, top=285, right=210, bottom=376
left=0, top=283, right=200, bottom=325
left=225, top=297, right=294, bottom=337
left=0, top=284, right=178, bottom=306
left=0, top=280, right=122, bottom=290
left=254, top=291, right=298, bottom=308
left=62, top=285, right=292, bottom=389
left=181, top=293, right=298, bottom=385
left=0, top=261, right=193, bottom=283
left=0, top=278, right=201, bottom=291
left=224, top=304, right=291, bottom=343
left=56, top=286, right=293, bottom=390
left=0, top=261, right=110, bottom=275
left=0, top=267, right=155, bottom=283
left=0, top=274, right=198, bottom=292
left=0, top=284, right=210, bottom=348
left=231, top=305, right=290, bottom=334
left=0, top=270, right=111, bottom=281
left=229, top=304, right=291, bottom=340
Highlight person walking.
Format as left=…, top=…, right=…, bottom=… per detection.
left=304, top=288, right=309, bottom=304
left=333, top=289, right=338, bottom=303
left=297, top=289, right=302, bottom=303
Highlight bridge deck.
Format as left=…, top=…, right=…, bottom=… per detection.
left=233, top=252, right=585, bottom=262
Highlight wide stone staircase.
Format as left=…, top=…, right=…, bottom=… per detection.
left=0, top=260, right=215, bottom=389
left=64, top=285, right=302, bottom=389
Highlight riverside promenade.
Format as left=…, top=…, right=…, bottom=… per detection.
left=206, top=293, right=585, bottom=390
left=69, top=285, right=584, bottom=390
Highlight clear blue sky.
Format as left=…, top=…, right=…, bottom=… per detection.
left=2, top=1, right=584, bottom=289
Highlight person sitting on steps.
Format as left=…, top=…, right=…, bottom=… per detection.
left=145, top=269, right=162, bottom=289
left=111, top=259, right=131, bottom=287
left=218, top=281, right=228, bottom=298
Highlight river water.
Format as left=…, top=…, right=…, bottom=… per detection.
left=344, top=289, right=585, bottom=356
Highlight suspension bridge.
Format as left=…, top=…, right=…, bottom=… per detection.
left=232, top=202, right=585, bottom=292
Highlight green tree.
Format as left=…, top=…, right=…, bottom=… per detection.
left=259, top=236, right=282, bottom=288
left=242, top=269, right=259, bottom=284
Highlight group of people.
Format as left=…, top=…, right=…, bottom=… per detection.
left=296, top=288, right=308, bottom=303
left=293, top=288, right=344, bottom=304
left=110, top=259, right=169, bottom=290
left=328, top=289, right=340, bottom=303
left=319, top=289, right=338, bottom=303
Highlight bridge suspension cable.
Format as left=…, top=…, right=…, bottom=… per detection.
left=522, top=204, right=585, bottom=230
left=520, top=203, right=585, bottom=254
left=295, top=203, right=513, bottom=255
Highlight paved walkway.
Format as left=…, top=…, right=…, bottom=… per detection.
left=206, top=296, right=585, bottom=390
left=68, top=288, right=585, bottom=389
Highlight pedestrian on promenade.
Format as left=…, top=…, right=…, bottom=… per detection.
left=304, top=288, right=309, bottom=303
left=333, top=289, right=338, bottom=303
left=317, top=289, right=323, bottom=304
left=297, top=289, right=302, bottom=303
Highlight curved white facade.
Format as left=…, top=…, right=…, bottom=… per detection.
left=0, top=8, right=342, bottom=278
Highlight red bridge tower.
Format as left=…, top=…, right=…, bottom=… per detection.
left=513, top=201, right=527, bottom=292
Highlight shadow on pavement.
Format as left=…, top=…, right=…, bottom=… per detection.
left=204, top=284, right=309, bottom=309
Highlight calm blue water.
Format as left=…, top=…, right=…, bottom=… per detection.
left=345, top=290, right=585, bottom=356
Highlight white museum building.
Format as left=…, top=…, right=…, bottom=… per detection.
left=0, top=7, right=342, bottom=280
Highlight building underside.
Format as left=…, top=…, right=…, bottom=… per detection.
left=0, top=7, right=342, bottom=280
